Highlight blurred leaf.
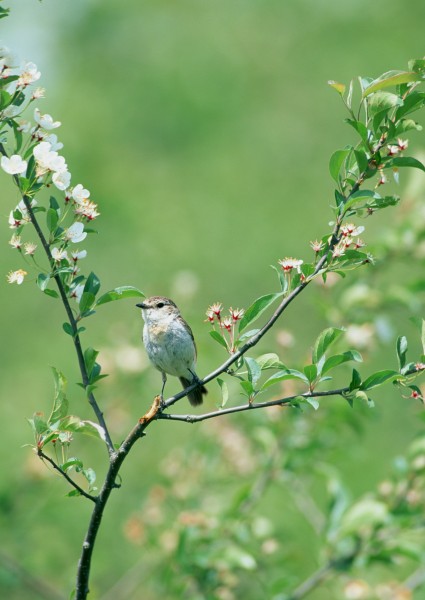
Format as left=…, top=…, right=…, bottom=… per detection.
left=340, top=499, right=389, bottom=536
left=238, top=292, right=283, bottom=333
left=43, top=288, right=59, bottom=299
left=313, top=327, right=344, bottom=364
left=322, top=350, right=362, bottom=375
left=95, top=286, right=144, bottom=306
left=240, top=379, right=255, bottom=397
left=422, top=319, right=425, bottom=355
left=216, top=378, right=229, bottom=408
left=61, top=457, right=83, bottom=471
left=360, top=370, right=401, bottom=390
left=396, top=91, right=425, bottom=119
left=62, top=322, right=74, bottom=336
left=223, top=545, right=256, bottom=570
left=33, top=412, right=48, bottom=434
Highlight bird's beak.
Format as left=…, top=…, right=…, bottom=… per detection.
left=136, top=302, right=147, bottom=309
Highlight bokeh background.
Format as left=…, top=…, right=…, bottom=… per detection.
left=1, top=0, right=425, bottom=598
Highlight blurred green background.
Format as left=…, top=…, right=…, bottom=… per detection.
left=1, top=0, right=425, bottom=598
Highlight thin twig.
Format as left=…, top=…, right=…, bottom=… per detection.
left=285, top=561, right=335, bottom=600
left=38, top=449, right=97, bottom=503
left=159, top=388, right=349, bottom=423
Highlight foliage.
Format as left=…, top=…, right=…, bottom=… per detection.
left=2, top=1, right=425, bottom=599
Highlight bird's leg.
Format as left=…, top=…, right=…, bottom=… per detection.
left=160, top=371, right=167, bottom=408
left=188, top=368, right=201, bottom=386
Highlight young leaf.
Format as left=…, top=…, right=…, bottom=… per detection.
left=329, top=148, right=350, bottom=183
left=238, top=292, right=283, bottom=333
left=261, top=369, right=309, bottom=390
left=305, top=397, right=320, bottom=410
left=216, top=378, right=229, bottom=408
left=95, top=286, right=144, bottom=307
left=303, top=364, right=317, bottom=384
left=312, top=327, right=344, bottom=364
left=49, top=367, right=69, bottom=423
left=59, top=416, right=107, bottom=442
left=46, top=207, right=58, bottom=233
left=37, top=273, right=50, bottom=292
left=383, top=156, right=425, bottom=173
left=362, top=70, right=421, bottom=97
left=322, top=350, right=362, bottom=375
left=84, top=347, right=99, bottom=378
left=360, top=370, right=401, bottom=391
left=396, top=336, right=408, bottom=370
left=256, top=353, right=286, bottom=370
left=62, top=322, right=74, bottom=336
left=328, top=80, right=346, bottom=95
left=245, top=357, right=262, bottom=387
left=349, top=368, right=362, bottom=391
left=209, top=330, right=228, bottom=350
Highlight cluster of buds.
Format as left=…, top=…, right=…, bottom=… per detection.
left=332, top=224, right=366, bottom=258
left=278, top=257, right=305, bottom=285
left=376, top=138, right=409, bottom=188
left=205, top=302, right=245, bottom=353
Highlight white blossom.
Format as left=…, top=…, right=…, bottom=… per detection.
left=7, top=269, right=27, bottom=284
left=1, top=154, right=27, bottom=175
left=44, top=133, right=63, bottom=151
left=52, top=169, right=71, bottom=190
left=51, top=247, right=69, bottom=262
left=71, top=250, right=87, bottom=261
left=65, top=222, right=87, bottom=243
left=72, top=183, right=90, bottom=204
left=34, top=108, right=61, bottom=130
left=17, top=61, right=41, bottom=87
left=70, top=283, right=84, bottom=302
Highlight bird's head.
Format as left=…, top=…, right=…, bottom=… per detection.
left=136, top=296, right=180, bottom=323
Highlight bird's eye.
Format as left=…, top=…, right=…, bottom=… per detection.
left=157, top=302, right=164, bottom=308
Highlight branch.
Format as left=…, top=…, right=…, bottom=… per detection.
left=38, top=449, right=97, bottom=503
left=0, top=143, right=114, bottom=455
left=159, top=388, right=349, bottom=423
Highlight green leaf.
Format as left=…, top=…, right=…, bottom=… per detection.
left=303, top=364, right=317, bottom=384
left=422, top=319, right=425, bottom=355
left=238, top=292, right=283, bottom=333
left=83, top=272, right=101, bottom=296
left=95, top=286, right=144, bottom=307
left=367, top=91, right=403, bottom=116
left=209, top=330, right=228, bottom=350
left=305, top=397, right=320, bottom=410
left=329, top=148, right=351, bottom=184
left=396, top=336, right=408, bottom=370
left=383, top=156, right=425, bottom=173
left=261, top=369, right=309, bottom=390
left=312, top=327, right=344, bottom=364
left=349, top=368, right=362, bottom=391
left=84, top=347, right=99, bottom=378
left=49, top=367, right=69, bottom=423
left=245, top=357, right=262, bottom=387
left=361, top=370, right=401, bottom=391
left=354, top=149, right=368, bottom=174
left=46, top=208, right=58, bottom=233
left=396, top=91, right=425, bottom=120
left=345, top=119, right=370, bottom=145
left=79, top=292, right=96, bottom=314
left=256, top=353, right=286, bottom=370
left=340, top=499, right=389, bottom=536
left=61, top=457, right=83, bottom=472
left=33, top=412, right=49, bottom=435
left=62, top=322, right=74, bottom=336
left=362, top=71, right=422, bottom=97
left=240, top=379, right=255, bottom=397
left=58, top=416, right=106, bottom=443
left=44, top=288, right=59, bottom=299
left=37, top=273, right=50, bottom=292
left=216, top=378, right=229, bottom=408
left=322, top=350, right=363, bottom=375
left=343, top=189, right=376, bottom=212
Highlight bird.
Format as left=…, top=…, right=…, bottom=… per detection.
left=136, top=296, right=207, bottom=406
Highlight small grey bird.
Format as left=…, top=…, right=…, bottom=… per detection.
left=136, top=296, right=207, bottom=406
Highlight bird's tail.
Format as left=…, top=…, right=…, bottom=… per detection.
left=179, top=377, right=207, bottom=407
